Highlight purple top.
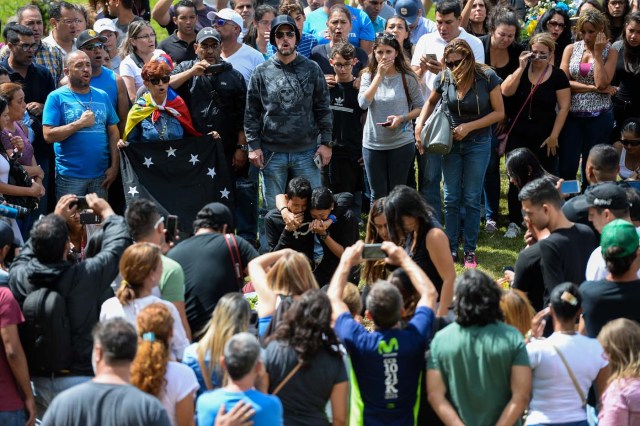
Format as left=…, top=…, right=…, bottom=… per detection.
left=599, top=378, right=640, bottom=426
left=1, top=122, right=34, bottom=166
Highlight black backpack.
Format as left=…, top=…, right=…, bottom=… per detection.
left=20, top=287, right=73, bottom=374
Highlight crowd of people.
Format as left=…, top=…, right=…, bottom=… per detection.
left=0, top=0, right=640, bottom=424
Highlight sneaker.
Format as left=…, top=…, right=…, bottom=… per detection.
left=485, top=219, right=497, bottom=233
left=504, top=222, right=521, bottom=239
left=464, top=251, right=477, bottom=268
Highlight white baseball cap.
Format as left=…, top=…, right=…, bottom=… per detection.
left=94, top=18, right=118, bottom=34
left=207, top=8, right=243, bottom=29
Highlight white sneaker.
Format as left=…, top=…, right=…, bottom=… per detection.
left=504, top=222, right=521, bottom=239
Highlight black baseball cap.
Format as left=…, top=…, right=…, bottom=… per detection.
left=196, top=202, right=233, bottom=229
left=196, top=27, right=221, bottom=44
left=75, top=29, right=107, bottom=49
left=269, top=15, right=300, bottom=46
left=573, top=182, right=629, bottom=211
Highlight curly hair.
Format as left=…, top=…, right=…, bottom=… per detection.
left=266, top=290, right=341, bottom=365
left=141, top=60, right=171, bottom=82
left=0, top=82, right=24, bottom=105
left=116, top=243, right=162, bottom=305
left=454, top=269, right=504, bottom=327
left=130, top=303, right=173, bottom=397
left=576, top=9, right=611, bottom=41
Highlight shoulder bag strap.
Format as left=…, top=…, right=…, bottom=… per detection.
left=504, top=64, right=549, bottom=140
left=552, top=344, right=587, bottom=407
left=223, top=233, right=243, bottom=288
left=272, top=361, right=303, bottom=395
left=401, top=73, right=412, bottom=111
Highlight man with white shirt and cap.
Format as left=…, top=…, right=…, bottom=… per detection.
left=94, top=18, right=122, bottom=72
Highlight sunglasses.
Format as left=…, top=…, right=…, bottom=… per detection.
left=622, top=138, right=640, bottom=147
left=275, top=30, right=296, bottom=39
left=82, top=42, right=104, bottom=51
left=147, top=75, right=171, bottom=85
left=375, top=32, right=396, bottom=41
left=445, top=59, right=463, bottom=69
left=547, top=20, right=566, bottom=29
left=214, top=18, right=230, bottom=27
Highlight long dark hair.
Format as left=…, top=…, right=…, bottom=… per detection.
left=362, top=198, right=388, bottom=284
left=266, top=290, right=341, bottom=365
left=533, top=8, right=573, bottom=59
left=384, top=185, right=435, bottom=247
left=623, top=12, right=640, bottom=74
left=385, top=15, right=412, bottom=60
left=505, top=148, right=555, bottom=189
left=242, top=5, right=276, bottom=47
left=367, top=32, right=417, bottom=79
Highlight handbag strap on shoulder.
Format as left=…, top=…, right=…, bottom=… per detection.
left=552, top=344, right=587, bottom=407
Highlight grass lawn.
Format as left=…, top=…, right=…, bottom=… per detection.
left=1, top=0, right=527, bottom=280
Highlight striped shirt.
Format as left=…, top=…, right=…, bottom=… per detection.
left=0, top=42, right=64, bottom=84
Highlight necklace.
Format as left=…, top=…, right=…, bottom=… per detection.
left=70, top=88, right=92, bottom=111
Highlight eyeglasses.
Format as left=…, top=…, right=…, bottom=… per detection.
left=609, top=1, right=626, bottom=6
left=547, top=20, right=566, bottom=29
left=82, top=43, right=104, bottom=51
left=135, top=33, right=156, bottom=40
left=445, top=59, right=463, bottom=68
left=375, top=32, right=396, bottom=41
left=621, top=138, right=640, bottom=147
left=332, top=62, right=353, bottom=69
left=58, top=18, right=81, bottom=25
left=147, top=75, right=171, bottom=85
left=275, top=31, right=296, bottom=39
left=199, top=43, right=220, bottom=51
left=258, top=20, right=272, bottom=26
left=154, top=216, right=165, bottom=230
left=14, top=43, right=39, bottom=52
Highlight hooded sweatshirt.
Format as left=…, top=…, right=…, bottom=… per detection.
left=244, top=53, right=333, bottom=153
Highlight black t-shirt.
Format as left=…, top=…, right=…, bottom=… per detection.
left=512, top=244, right=545, bottom=311
left=480, top=35, right=523, bottom=81
left=329, top=81, right=365, bottom=158
left=406, top=223, right=444, bottom=296
left=167, top=233, right=258, bottom=334
left=264, top=209, right=315, bottom=263
left=580, top=278, right=640, bottom=337
left=506, top=65, right=570, bottom=145
left=314, top=209, right=360, bottom=286
left=158, top=33, right=197, bottom=65
left=538, top=224, right=598, bottom=305
left=310, top=44, right=369, bottom=78
left=612, top=42, right=640, bottom=108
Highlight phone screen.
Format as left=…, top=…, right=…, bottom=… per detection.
left=362, top=243, right=386, bottom=260
left=626, top=180, right=640, bottom=190
left=75, top=196, right=89, bottom=211
left=165, top=215, right=178, bottom=243
left=313, top=155, right=323, bottom=169
left=560, top=180, right=581, bottom=194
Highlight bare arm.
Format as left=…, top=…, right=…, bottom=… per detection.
left=151, top=0, right=174, bottom=27
left=460, top=0, right=473, bottom=31
left=330, top=381, right=349, bottom=426
left=43, top=114, right=91, bottom=143
left=426, top=369, right=465, bottom=426
left=502, top=51, right=530, bottom=97
left=172, top=301, right=192, bottom=341
left=595, top=365, right=611, bottom=407
left=174, top=392, right=196, bottom=426
left=550, top=88, right=570, bottom=139
left=121, top=75, right=138, bottom=104
left=425, top=229, right=455, bottom=317
left=494, top=365, right=532, bottom=426
left=593, top=34, right=617, bottom=91
left=1, top=323, right=36, bottom=426
left=328, top=241, right=364, bottom=321
left=116, top=75, right=129, bottom=136
left=248, top=250, right=295, bottom=317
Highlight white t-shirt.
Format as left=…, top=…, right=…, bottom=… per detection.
left=223, top=43, right=265, bottom=85
left=526, top=332, right=608, bottom=424
left=411, top=28, right=485, bottom=98
left=99, top=295, right=189, bottom=361
left=161, top=361, right=200, bottom=426
left=119, top=49, right=164, bottom=94
left=585, top=230, right=640, bottom=281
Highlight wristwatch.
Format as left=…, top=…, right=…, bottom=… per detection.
left=236, top=144, right=249, bottom=152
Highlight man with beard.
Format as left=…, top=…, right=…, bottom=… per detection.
left=42, top=51, right=120, bottom=199
left=43, top=1, right=81, bottom=58
left=245, top=15, right=332, bottom=211
left=158, top=0, right=198, bottom=64
left=170, top=28, right=257, bottom=242
left=0, top=5, right=64, bottom=85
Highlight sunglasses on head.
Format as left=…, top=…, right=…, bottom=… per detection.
left=148, top=75, right=171, bottom=85
left=375, top=32, right=396, bottom=41
left=445, top=59, right=463, bottom=69
left=275, top=30, right=296, bottom=39
left=622, top=138, right=640, bottom=147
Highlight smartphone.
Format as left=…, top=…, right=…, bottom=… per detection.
left=376, top=121, right=392, bottom=127
left=560, top=180, right=581, bottom=195
left=425, top=53, right=437, bottom=62
left=362, top=243, right=386, bottom=260
left=626, top=180, right=640, bottom=190
left=79, top=212, right=101, bottom=225
left=165, top=215, right=178, bottom=243
left=313, top=155, right=323, bottom=169
left=75, top=196, right=89, bottom=210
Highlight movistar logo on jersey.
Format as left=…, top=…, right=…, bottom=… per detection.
left=377, top=338, right=399, bottom=355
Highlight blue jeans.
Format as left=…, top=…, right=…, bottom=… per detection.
left=483, top=128, right=500, bottom=222
left=260, top=147, right=321, bottom=210
left=362, top=143, right=415, bottom=203
left=56, top=174, right=107, bottom=200
left=559, top=110, right=614, bottom=188
left=442, top=134, right=491, bottom=253
left=528, top=421, right=588, bottom=426
left=0, top=410, right=26, bottom=426
left=417, top=151, right=443, bottom=223
left=32, top=375, right=91, bottom=418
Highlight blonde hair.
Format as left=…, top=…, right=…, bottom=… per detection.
left=529, top=32, right=556, bottom=54
left=130, top=303, right=173, bottom=397
left=576, top=9, right=610, bottom=41
left=267, top=251, right=318, bottom=295
left=120, top=20, right=155, bottom=58
left=116, top=243, right=161, bottom=305
left=195, top=293, right=251, bottom=390
left=442, top=38, right=492, bottom=92
left=598, top=318, right=640, bottom=383
left=500, top=289, right=535, bottom=337
left=342, top=282, right=363, bottom=317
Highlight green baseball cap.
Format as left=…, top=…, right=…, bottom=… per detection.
left=600, top=219, right=640, bottom=258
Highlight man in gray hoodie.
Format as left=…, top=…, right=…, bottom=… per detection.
left=244, top=15, right=333, bottom=210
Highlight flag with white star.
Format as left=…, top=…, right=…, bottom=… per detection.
left=120, top=135, right=234, bottom=234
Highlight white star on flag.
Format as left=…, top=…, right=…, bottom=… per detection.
left=166, top=147, right=177, bottom=157
left=128, top=186, right=139, bottom=196
left=189, top=154, right=200, bottom=165
left=143, top=157, right=154, bottom=168
left=220, top=187, right=230, bottom=199
left=207, top=167, right=216, bottom=179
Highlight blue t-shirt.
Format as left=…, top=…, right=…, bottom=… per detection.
left=334, top=306, right=434, bottom=426
left=196, top=389, right=283, bottom=426
left=42, top=86, right=118, bottom=178
left=181, top=343, right=222, bottom=398
left=304, top=6, right=375, bottom=48
left=91, top=66, right=118, bottom=109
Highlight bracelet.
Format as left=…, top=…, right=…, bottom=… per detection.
left=279, top=206, right=288, bottom=213
left=403, top=114, right=407, bottom=123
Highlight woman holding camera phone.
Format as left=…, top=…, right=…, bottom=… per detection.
left=501, top=33, right=570, bottom=234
